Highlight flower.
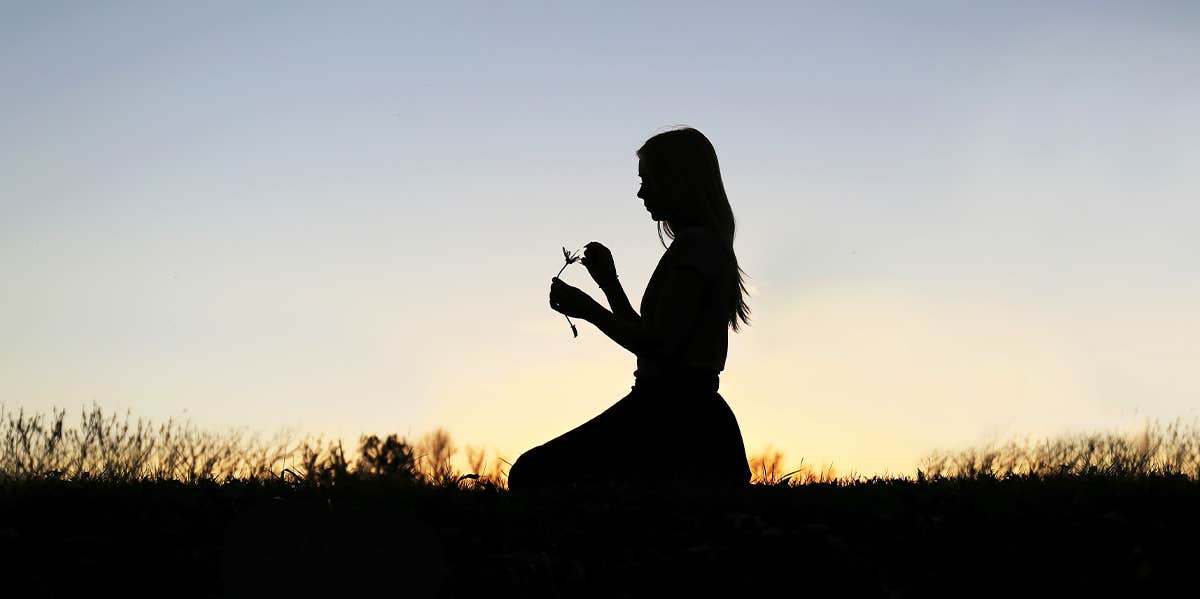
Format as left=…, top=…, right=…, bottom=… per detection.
left=557, top=246, right=583, bottom=278
left=555, top=245, right=585, bottom=338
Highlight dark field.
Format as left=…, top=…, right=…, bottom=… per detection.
left=4, top=407, right=1200, bottom=597
left=5, top=474, right=1200, bottom=597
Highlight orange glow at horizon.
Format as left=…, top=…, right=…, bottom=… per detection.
left=418, top=278, right=1162, bottom=479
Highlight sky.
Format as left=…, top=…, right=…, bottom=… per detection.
left=2, top=1, right=1197, bottom=476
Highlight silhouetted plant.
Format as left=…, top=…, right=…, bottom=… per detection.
left=456, top=446, right=509, bottom=491
left=920, top=419, right=1200, bottom=479
left=1, top=405, right=294, bottom=482
left=414, top=427, right=459, bottom=486
left=299, top=438, right=353, bottom=486
left=0, top=404, right=449, bottom=486
left=748, top=446, right=840, bottom=486
left=466, top=444, right=486, bottom=476
left=8, top=404, right=1198, bottom=489
left=357, top=433, right=419, bottom=480
left=749, top=445, right=786, bottom=485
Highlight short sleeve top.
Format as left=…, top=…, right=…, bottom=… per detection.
left=635, top=226, right=733, bottom=378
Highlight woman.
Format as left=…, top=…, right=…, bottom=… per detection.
left=508, top=126, right=753, bottom=491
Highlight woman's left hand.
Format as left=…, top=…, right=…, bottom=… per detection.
left=549, top=277, right=603, bottom=320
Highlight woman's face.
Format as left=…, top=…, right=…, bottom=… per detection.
left=637, top=159, right=668, bottom=222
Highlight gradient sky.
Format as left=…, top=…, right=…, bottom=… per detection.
left=2, top=2, right=1197, bottom=476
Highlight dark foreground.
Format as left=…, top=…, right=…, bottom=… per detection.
left=3, top=475, right=1198, bottom=598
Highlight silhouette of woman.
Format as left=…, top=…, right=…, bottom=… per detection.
left=508, top=126, right=753, bottom=491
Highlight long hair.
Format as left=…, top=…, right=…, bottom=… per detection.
left=637, top=126, right=751, bottom=332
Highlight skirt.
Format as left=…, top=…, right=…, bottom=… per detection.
left=508, top=369, right=752, bottom=491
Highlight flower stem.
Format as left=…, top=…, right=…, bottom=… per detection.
left=555, top=244, right=586, bottom=339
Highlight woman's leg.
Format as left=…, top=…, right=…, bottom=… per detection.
left=509, top=381, right=752, bottom=491
left=509, top=387, right=653, bottom=491
left=700, top=392, right=753, bottom=487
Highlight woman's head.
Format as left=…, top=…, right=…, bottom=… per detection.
left=636, top=126, right=751, bottom=332
left=636, top=127, right=727, bottom=232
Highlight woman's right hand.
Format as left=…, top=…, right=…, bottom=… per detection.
left=581, top=241, right=619, bottom=288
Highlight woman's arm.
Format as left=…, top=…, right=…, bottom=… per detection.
left=598, top=278, right=640, bottom=323
left=582, top=304, right=648, bottom=357
left=584, top=265, right=707, bottom=365
left=581, top=242, right=640, bottom=323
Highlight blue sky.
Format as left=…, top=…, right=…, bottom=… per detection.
left=2, top=2, right=1197, bottom=474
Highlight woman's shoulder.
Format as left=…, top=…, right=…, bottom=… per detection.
left=667, top=226, right=729, bottom=278
left=673, top=224, right=714, bottom=240
left=670, top=225, right=727, bottom=253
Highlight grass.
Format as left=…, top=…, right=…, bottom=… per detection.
left=5, top=403, right=1200, bottom=488
left=919, top=419, right=1200, bottom=480
left=3, top=405, right=1200, bottom=597
left=0, top=404, right=507, bottom=489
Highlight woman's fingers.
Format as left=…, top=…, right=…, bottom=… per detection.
left=549, top=278, right=584, bottom=315
left=549, top=278, right=565, bottom=309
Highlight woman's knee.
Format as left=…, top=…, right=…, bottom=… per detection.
left=508, top=446, right=547, bottom=491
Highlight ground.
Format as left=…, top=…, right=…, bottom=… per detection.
left=3, top=475, right=1197, bottom=597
